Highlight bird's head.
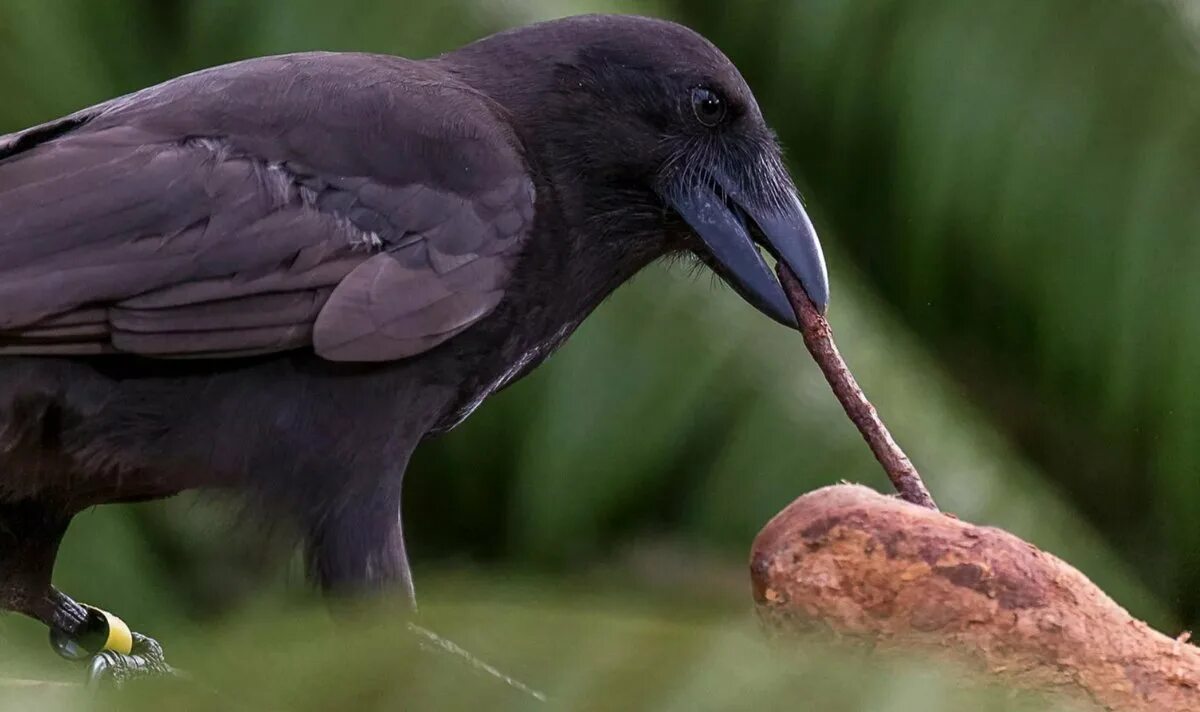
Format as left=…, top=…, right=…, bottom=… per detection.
left=448, top=14, right=829, bottom=322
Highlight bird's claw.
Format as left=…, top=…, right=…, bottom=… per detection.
left=85, top=632, right=175, bottom=690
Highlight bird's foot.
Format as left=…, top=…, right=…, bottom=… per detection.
left=48, top=604, right=175, bottom=689
left=85, top=632, right=175, bottom=690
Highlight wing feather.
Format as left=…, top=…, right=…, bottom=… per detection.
left=110, top=290, right=330, bottom=334
left=0, top=53, right=534, bottom=361
left=111, top=323, right=313, bottom=356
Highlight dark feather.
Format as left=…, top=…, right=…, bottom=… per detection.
left=0, top=53, right=534, bottom=361
left=0, top=15, right=751, bottom=608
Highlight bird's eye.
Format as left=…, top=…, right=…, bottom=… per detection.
left=690, top=87, right=726, bottom=127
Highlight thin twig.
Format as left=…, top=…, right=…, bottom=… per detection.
left=776, top=265, right=938, bottom=510
left=407, top=622, right=548, bottom=703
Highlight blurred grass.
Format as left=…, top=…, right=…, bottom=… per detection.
left=0, top=0, right=1196, bottom=707
left=1, top=576, right=1086, bottom=712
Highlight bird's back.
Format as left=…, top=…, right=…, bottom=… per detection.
left=0, top=52, right=535, bottom=361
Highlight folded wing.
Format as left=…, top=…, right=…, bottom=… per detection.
left=0, top=53, right=534, bottom=361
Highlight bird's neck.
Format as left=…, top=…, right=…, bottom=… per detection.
left=432, top=44, right=674, bottom=423
left=437, top=31, right=562, bottom=120
left=437, top=39, right=599, bottom=171
left=429, top=209, right=658, bottom=433
left=438, top=49, right=671, bottom=318
left=512, top=170, right=665, bottom=329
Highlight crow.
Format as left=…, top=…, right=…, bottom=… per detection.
left=0, top=13, right=828, bottom=679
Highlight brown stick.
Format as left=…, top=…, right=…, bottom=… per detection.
left=777, top=265, right=937, bottom=510
left=751, top=484, right=1200, bottom=711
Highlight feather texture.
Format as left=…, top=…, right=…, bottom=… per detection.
left=0, top=53, right=534, bottom=361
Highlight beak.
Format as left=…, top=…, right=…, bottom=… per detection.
left=663, top=167, right=829, bottom=326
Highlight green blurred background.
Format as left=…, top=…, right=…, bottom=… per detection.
left=1, top=0, right=1197, bottom=709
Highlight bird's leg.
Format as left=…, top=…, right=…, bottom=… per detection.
left=304, top=481, right=415, bottom=607
left=302, top=487, right=546, bottom=701
left=0, top=498, right=172, bottom=687
left=0, top=499, right=83, bottom=639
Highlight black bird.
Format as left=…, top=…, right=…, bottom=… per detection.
left=0, top=13, right=828, bottom=678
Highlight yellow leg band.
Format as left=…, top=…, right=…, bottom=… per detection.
left=91, top=607, right=133, bottom=655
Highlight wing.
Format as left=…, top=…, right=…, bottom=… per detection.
left=0, top=53, right=535, bottom=361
